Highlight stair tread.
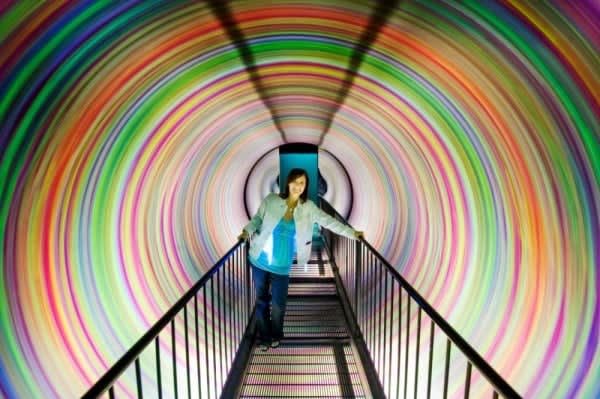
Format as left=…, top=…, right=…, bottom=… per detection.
left=239, top=249, right=370, bottom=398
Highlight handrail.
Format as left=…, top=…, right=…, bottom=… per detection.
left=357, top=238, right=520, bottom=398
left=82, top=240, right=247, bottom=398
left=320, top=198, right=521, bottom=398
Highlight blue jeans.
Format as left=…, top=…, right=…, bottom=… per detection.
left=251, top=264, right=290, bottom=342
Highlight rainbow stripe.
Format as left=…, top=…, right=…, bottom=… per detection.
left=1, top=1, right=598, bottom=397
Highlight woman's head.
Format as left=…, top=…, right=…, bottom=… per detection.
left=280, top=168, right=309, bottom=202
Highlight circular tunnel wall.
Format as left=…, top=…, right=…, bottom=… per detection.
left=0, top=1, right=599, bottom=398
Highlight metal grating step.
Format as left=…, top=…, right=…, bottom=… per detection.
left=284, top=300, right=349, bottom=338
left=289, top=263, right=334, bottom=279
left=247, top=363, right=361, bottom=374
left=242, top=343, right=366, bottom=398
left=240, top=385, right=366, bottom=398
left=287, top=283, right=337, bottom=297
left=238, top=248, right=371, bottom=398
left=244, top=373, right=361, bottom=385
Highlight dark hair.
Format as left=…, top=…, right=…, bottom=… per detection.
left=280, top=168, right=309, bottom=202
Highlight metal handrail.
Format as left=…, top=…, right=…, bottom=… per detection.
left=320, top=198, right=521, bottom=399
left=84, top=199, right=521, bottom=398
left=82, top=240, right=250, bottom=398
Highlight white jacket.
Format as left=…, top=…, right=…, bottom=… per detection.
left=244, top=193, right=357, bottom=267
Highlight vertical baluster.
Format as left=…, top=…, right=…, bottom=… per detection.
left=414, top=308, right=422, bottom=399
left=233, top=259, right=238, bottom=363
left=360, top=245, right=366, bottom=342
left=396, top=286, right=402, bottom=399
left=341, top=236, right=345, bottom=292
left=464, top=362, right=472, bottom=399
left=379, top=263, right=387, bottom=392
left=368, top=251, right=374, bottom=353
left=364, top=245, right=369, bottom=336
left=240, top=248, right=244, bottom=338
left=227, top=262, right=233, bottom=366
left=370, top=252, right=375, bottom=355
left=443, top=338, right=451, bottom=399
left=492, top=391, right=499, bottom=399
left=221, top=264, right=227, bottom=375
left=135, top=358, right=143, bottom=399
left=363, top=244, right=368, bottom=333
left=356, top=240, right=362, bottom=327
left=237, top=249, right=243, bottom=338
left=109, top=386, right=115, bottom=399
left=354, top=239, right=361, bottom=319
left=341, top=236, right=345, bottom=296
left=246, top=246, right=252, bottom=319
left=172, top=319, right=178, bottom=399
left=352, top=238, right=356, bottom=303
left=348, top=237, right=352, bottom=301
left=226, top=259, right=237, bottom=370
left=211, top=278, right=217, bottom=398
left=194, top=295, right=201, bottom=399
left=156, top=336, right=163, bottom=399
left=382, top=271, right=389, bottom=396
left=427, top=321, right=434, bottom=399
left=184, top=305, right=191, bottom=399
left=373, top=253, right=378, bottom=361
left=376, top=257, right=382, bottom=379
left=380, top=261, right=386, bottom=382
left=228, top=260, right=233, bottom=366
left=216, top=269, right=223, bottom=392
left=372, top=255, right=378, bottom=374
left=404, top=297, right=410, bottom=399
left=236, top=250, right=242, bottom=345
left=222, top=265, right=228, bottom=382
left=388, top=275, right=394, bottom=398
left=203, top=286, right=210, bottom=399
left=343, top=238, right=348, bottom=312
left=222, top=267, right=227, bottom=391
left=354, top=241, right=360, bottom=324
left=221, top=259, right=231, bottom=378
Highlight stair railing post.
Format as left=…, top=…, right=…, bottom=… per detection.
left=245, top=241, right=252, bottom=316
left=354, top=239, right=361, bottom=321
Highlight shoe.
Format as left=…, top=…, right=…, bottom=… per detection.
left=259, top=342, right=269, bottom=351
left=270, top=340, right=280, bottom=348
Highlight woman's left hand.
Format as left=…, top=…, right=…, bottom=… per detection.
left=238, top=230, right=249, bottom=241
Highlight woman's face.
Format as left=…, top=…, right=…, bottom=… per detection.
left=288, top=175, right=307, bottom=198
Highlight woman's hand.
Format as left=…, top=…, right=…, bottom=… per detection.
left=238, top=230, right=249, bottom=241
left=354, top=231, right=364, bottom=239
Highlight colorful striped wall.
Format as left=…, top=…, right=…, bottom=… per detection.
left=1, top=1, right=598, bottom=397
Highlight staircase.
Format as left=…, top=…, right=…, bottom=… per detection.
left=82, top=226, right=521, bottom=398
left=239, top=252, right=373, bottom=398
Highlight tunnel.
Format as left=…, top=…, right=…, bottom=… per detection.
left=0, top=1, right=599, bottom=398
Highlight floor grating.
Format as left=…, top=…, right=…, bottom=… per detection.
left=239, top=250, right=370, bottom=398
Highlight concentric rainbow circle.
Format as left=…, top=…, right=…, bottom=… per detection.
left=0, top=1, right=598, bottom=398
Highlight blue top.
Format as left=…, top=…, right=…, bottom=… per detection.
left=250, top=217, right=296, bottom=275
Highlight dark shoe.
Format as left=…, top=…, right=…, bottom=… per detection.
left=270, top=340, right=280, bottom=348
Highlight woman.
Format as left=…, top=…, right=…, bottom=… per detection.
left=239, top=168, right=363, bottom=350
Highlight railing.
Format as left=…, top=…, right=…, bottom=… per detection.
left=82, top=241, right=254, bottom=399
left=320, top=199, right=521, bottom=399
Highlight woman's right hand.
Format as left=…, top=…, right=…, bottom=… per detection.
left=238, top=230, right=249, bottom=241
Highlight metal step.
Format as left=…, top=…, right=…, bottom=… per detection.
left=237, top=249, right=371, bottom=398
left=241, top=343, right=367, bottom=398
left=287, top=282, right=337, bottom=297
left=284, top=298, right=349, bottom=338
left=289, top=262, right=334, bottom=279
